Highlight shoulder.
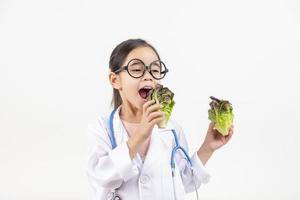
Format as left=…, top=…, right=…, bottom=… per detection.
left=86, top=113, right=111, bottom=145
left=87, top=114, right=108, bottom=133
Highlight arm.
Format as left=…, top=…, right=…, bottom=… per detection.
left=197, top=145, right=214, bottom=166
left=197, top=122, right=234, bottom=165
left=175, top=122, right=234, bottom=193
left=126, top=134, right=146, bottom=159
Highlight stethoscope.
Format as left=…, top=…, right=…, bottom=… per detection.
left=106, top=109, right=199, bottom=200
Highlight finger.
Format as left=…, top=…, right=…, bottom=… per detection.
left=225, top=129, right=233, bottom=142
left=221, top=136, right=227, bottom=143
left=209, top=123, right=219, bottom=135
left=150, top=116, right=165, bottom=127
left=145, top=103, right=161, bottom=116
left=228, top=126, right=234, bottom=135
left=208, top=122, right=215, bottom=131
left=225, top=134, right=232, bottom=143
left=148, top=111, right=164, bottom=122
left=143, top=100, right=156, bottom=113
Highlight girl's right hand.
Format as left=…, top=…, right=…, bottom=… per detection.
left=127, top=100, right=164, bottom=159
left=137, top=100, right=165, bottom=140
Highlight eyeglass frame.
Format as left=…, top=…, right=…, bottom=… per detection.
left=113, top=58, right=169, bottom=80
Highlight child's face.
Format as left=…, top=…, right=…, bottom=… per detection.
left=115, top=46, right=161, bottom=110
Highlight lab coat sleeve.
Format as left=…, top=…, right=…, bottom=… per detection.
left=174, top=123, right=211, bottom=193
left=86, top=117, right=139, bottom=190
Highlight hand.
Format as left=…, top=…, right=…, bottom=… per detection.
left=137, top=100, right=165, bottom=140
left=127, top=100, right=164, bottom=159
left=201, top=122, right=234, bottom=153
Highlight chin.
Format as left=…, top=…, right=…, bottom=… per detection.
left=130, top=99, right=143, bottom=110
left=136, top=99, right=147, bottom=109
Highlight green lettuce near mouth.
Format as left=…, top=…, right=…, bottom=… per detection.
left=148, top=84, right=175, bottom=128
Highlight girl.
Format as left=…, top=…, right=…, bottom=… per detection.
left=87, top=39, right=234, bottom=200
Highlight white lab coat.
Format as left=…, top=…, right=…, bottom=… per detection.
left=86, top=107, right=210, bottom=200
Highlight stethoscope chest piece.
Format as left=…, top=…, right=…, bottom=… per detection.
left=107, top=191, right=121, bottom=200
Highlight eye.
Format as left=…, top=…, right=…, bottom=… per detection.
left=151, top=61, right=162, bottom=73
left=129, top=62, right=144, bottom=73
left=151, top=65, right=161, bottom=74
left=151, top=69, right=160, bottom=73
left=132, top=69, right=142, bottom=72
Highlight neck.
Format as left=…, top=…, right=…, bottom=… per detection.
left=119, top=102, right=142, bottom=123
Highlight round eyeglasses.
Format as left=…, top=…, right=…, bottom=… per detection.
left=113, top=59, right=169, bottom=80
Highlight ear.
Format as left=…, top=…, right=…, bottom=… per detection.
left=109, top=72, right=122, bottom=90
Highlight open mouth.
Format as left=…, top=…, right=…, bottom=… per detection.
left=138, top=87, right=153, bottom=99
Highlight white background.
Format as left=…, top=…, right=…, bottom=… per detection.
left=1, top=0, right=300, bottom=199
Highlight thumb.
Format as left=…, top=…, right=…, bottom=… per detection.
left=208, top=122, right=216, bottom=131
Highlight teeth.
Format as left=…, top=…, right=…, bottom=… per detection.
left=142, top=86, right=152, bottom=89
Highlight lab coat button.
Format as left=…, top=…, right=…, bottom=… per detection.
left=139, top=174, right=150, bottom=184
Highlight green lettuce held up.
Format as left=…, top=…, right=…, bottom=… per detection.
left=148, top=84, right=175, bottom=128
left=208, top=96, right=234, bottom=136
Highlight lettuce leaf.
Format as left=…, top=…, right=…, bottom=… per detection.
left=208, top=96, right=234, bottom=136
left=148, top=84, right=175, bottom=128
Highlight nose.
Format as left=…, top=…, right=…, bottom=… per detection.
left=142, top=68, right=153, bottom=81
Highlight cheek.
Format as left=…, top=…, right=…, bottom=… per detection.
left=119, top=77, right=138, bottom=94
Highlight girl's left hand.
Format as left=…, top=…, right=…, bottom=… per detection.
left=202, top=122, right=234, bottom=153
